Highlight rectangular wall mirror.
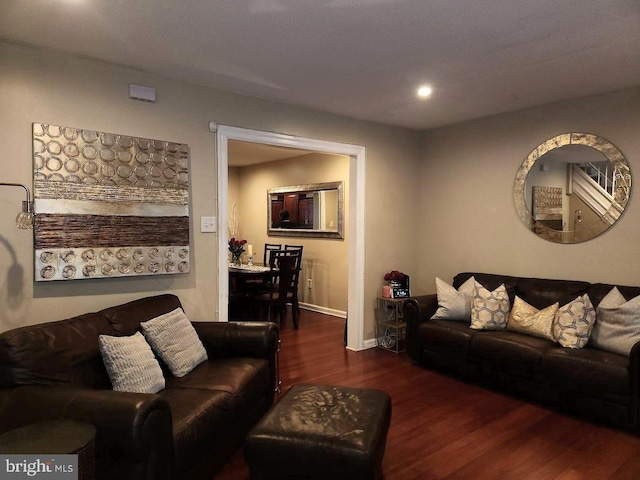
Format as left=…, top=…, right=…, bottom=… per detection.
left=267, top=181, right=344, bottom=239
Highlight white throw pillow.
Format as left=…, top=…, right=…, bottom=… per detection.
left=590, top=287, right=640, bottom=356
left=507, top=296, right=558, bottom=342
left=99, top=332, right=165, bottom=394
left=470, top=281, right=510, bottom=331
left=141, top=308, right=208, bottom=377
left=431, top=276, right=476, bottom=321
left=553, top=294, right=596, bottom=349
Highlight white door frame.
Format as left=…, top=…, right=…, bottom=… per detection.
left=216, top=125, right=366, bottom=351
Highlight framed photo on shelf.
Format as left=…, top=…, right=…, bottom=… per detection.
left=390, top=277, right=410, bottom=298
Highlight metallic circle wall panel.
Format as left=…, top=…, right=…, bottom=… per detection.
left=34, top=246, right=190, bottom=281
left=33, top=123, right=190, bottom=281
left=33, top=123, right=188, bottom=190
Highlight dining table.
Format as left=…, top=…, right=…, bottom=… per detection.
left=228, top=263, right=274, bottom=280
left=228, top=264, right=278, bottom=320
left=228, top=263, right=271, bottom=273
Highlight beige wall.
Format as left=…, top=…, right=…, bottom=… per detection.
left=5, top=40, right=635, bottom=340
left=416, top=86, right=640, bottom=294
left=227, top=167, right=241, bottom=227
left=233, top=153, right=349, bottom=313
left=0, top=41, right=422, bottom=339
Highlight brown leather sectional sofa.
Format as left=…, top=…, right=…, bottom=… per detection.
left=405, top=272, right=640, bottom=430
left=0, top=294, right=279, bottom=480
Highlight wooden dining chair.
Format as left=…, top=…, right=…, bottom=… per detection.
left=263, top=243, right=282, bottom=266
left=284, top=244, right=303, bottom=258
left=284, top=245, right=303, bottom=315
left=242, top=243, right=282, bottom=292
left=256, top=254, right=299, bottom=328
left=254, top=248, right=297, bottom=294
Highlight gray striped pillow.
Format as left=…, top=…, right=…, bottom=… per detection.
left=141, top=308, right=208, bottom=377
left=99, top=332, right=165, bottom=393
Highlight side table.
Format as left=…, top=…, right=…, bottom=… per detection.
left=0, top=419, right=96, bottom=480
left=375, top=297, right=407, bottom=353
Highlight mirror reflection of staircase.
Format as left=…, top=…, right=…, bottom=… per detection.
left=570, top=161, right=623, bottom=225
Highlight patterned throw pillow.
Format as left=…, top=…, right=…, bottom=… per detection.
left=99, top=332, right=165, bottom=393
left=470, top=281, right=510, bottom=330
left=553, top=294, right=596, bottom=349
left=590, top=287, right=640, bottom=356
left=507, top=296, right=558, bottom=341
left=431, top=276, right=476, bottom=321
left=141, top=308, right=208, bottom=377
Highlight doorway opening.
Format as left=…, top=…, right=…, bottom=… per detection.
left=216, top=126, right=366, bottom=351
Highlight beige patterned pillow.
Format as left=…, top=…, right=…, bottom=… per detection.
left=99, top=332, right=165, bottom=393
left=590, top=287, right=640, bottom=356
left=470, top=281, right=510, bottom=330
left=141, top=308, right=208, bottom=377
left=553, top=294, right=596, bottom=349
left=507, top=296, right=558, bottom=341
left=431, top=276, right=475, bottom=321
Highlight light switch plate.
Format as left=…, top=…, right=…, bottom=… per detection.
left=201, top=216, right=217, bottom=233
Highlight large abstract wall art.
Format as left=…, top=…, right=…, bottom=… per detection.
left=32, top=123, right=190, bottom=281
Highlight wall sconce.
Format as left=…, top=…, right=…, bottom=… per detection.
left=0, top=183, right=34, bottom=229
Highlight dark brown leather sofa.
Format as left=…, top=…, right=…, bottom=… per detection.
left=405, top=272, right=640, bottom=430
left=0, top=294, right=279, bottom=480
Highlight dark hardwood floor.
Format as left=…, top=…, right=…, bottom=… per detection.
left=217, top=310, right=640, bottom=479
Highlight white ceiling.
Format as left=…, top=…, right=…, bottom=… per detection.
left=1, top=0, right=639, bottom=130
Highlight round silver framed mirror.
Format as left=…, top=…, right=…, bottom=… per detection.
left=514, top=133, right=631, bottom=243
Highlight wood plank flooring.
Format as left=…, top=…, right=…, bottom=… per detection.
left=216, top=310, right=640, bottom=479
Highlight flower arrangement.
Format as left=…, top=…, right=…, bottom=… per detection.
left=383, top=270, right=410, bottom=298
left=228, top=237, right=247, bottom=265
left=384, top=270, right=407, bottom=283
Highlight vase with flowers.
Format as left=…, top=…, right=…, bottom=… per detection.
left=383, top=270, right=410, bottom=298
left=228, top=237, right=247, bottom=266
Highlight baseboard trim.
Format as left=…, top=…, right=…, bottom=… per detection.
left=299, top=303, right=347, bottom=319
left=299, top=303, right=376, bottom=350
left=363, top=338, right=377, bottom=349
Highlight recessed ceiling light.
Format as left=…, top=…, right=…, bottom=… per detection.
left=417, top=85, right=432, bottom=98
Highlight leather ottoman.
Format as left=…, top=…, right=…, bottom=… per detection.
left=244, top=383, right=392, bottom=480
